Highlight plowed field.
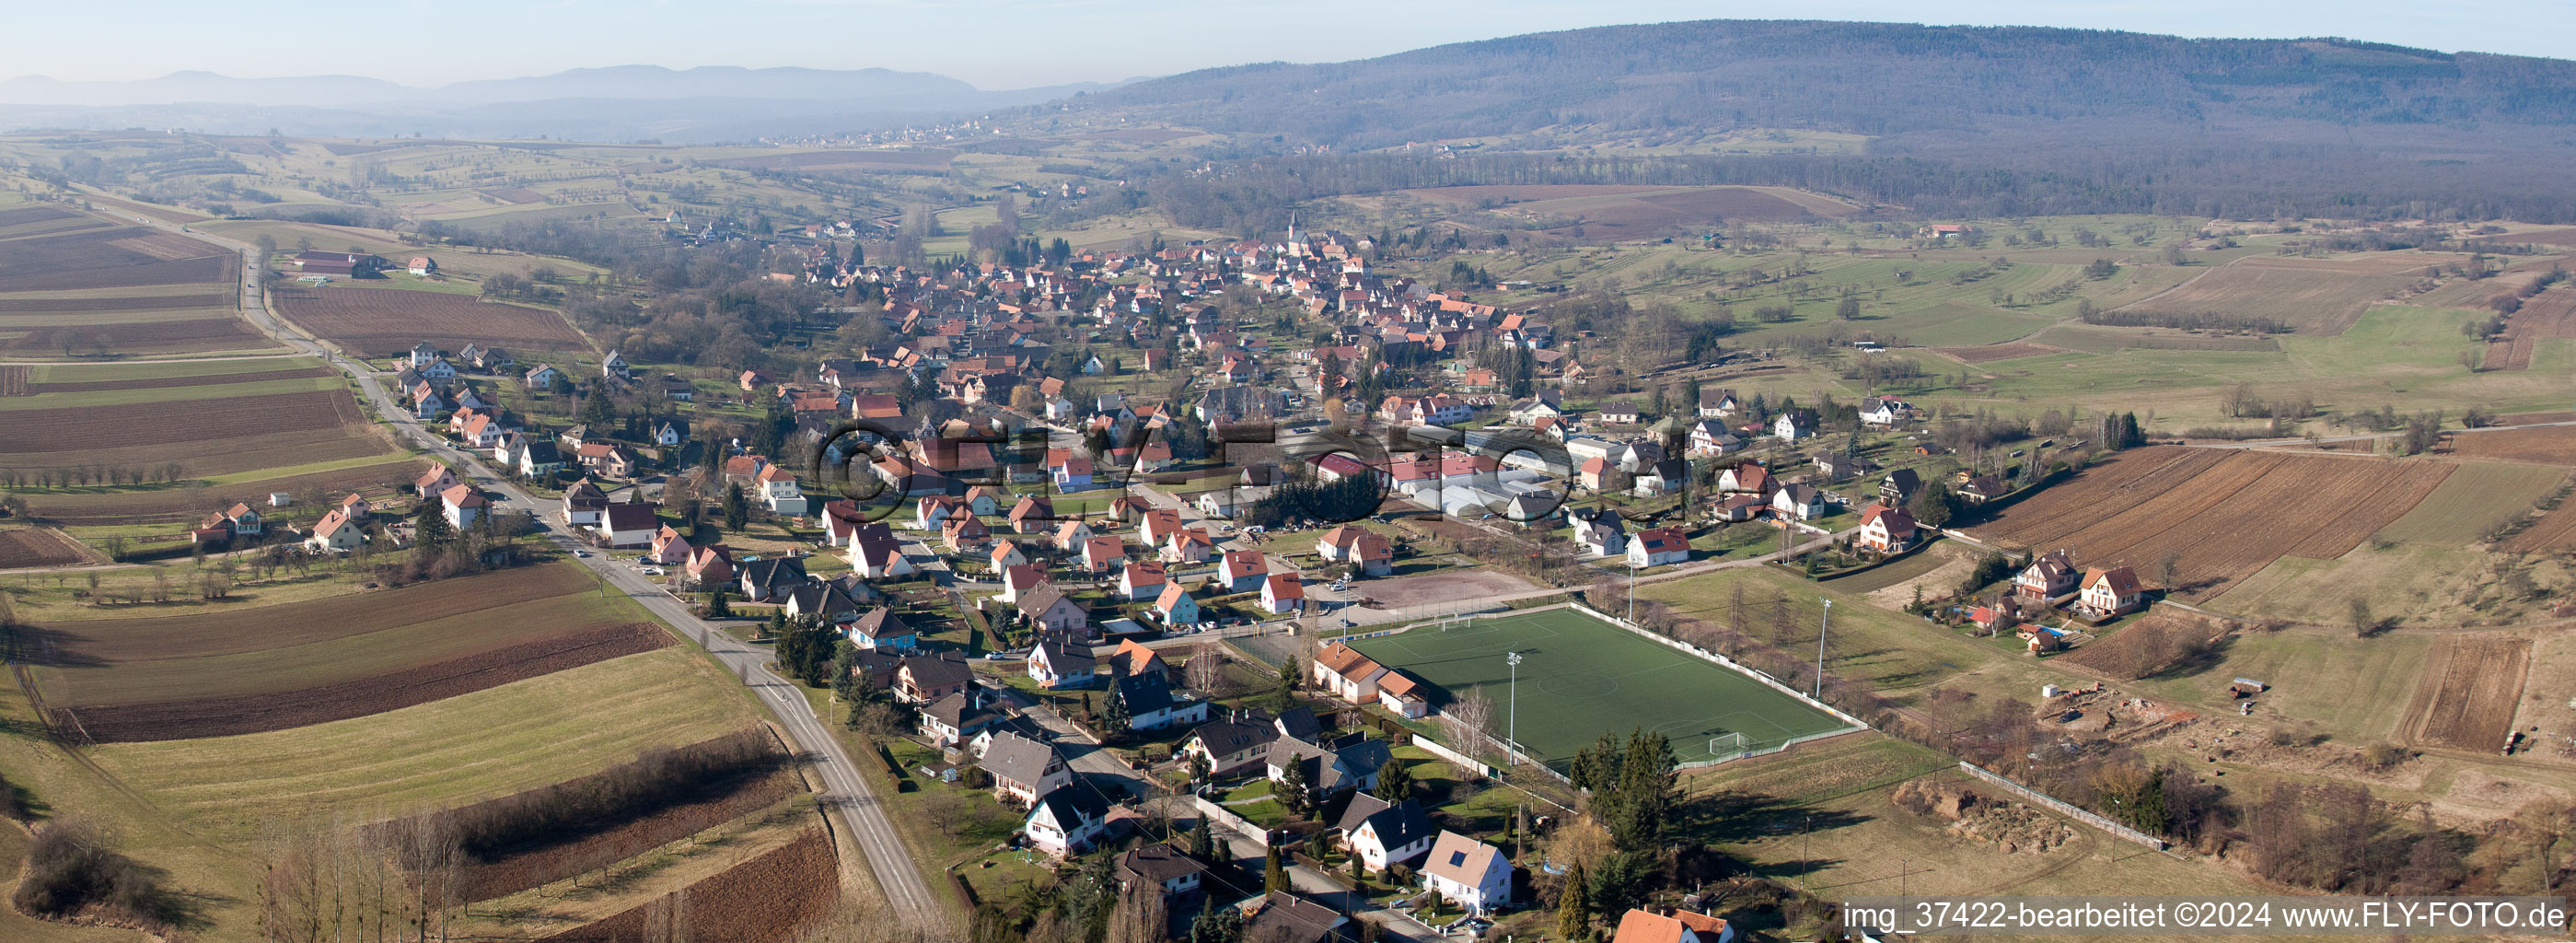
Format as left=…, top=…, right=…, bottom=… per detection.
left=1968, top=447, right=2453, bottom=598
left=2401, top=634, right=2530, bottom=752
left=273, top=286, right=587, bottom=355
left=61, top=623, right=670, bottom=742
left=460, top=765, right=796, bottom=901
left=0, top=388, right=372, bottom=472
left=0, top=317, right=266, bottom=355
left=2503, top=503, right=2576, bottom=553
left=2483, top=289, right=2576, bottom=372
left=0, top=227, right=229, bottom=291
left=0, top=291, right=229, bottom=312
left=0, top=527, right=98, bottom=568
left=27, top=563, right=593, bottom=665
left=540, top=825, right=837, bottom=943
left=2448, top=425, right=2576, bottom=465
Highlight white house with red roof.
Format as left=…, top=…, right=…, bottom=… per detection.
left=2078, top=565, right=2146, bottom=617
left=1000, top=563, right=1050, bottom=604
left=1164, top=529, right=1217, bottom=565
left=1119, top=561, right=1166, bottom=601
left=1854, top=504, right=1919, bottom=553
left=1218, top=550, right=1270, bottom=593
left=1081, top=535, right=1128, bottom=573
left=1260, top=573, right=1305, bottom=614
left=1626, top=527, right=1691, bottom=568
left=1312, top=642, right=1387, bottom=704
left=439, top=483, right=486, bottom=530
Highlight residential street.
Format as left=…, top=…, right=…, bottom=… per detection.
left=98, top=207, right=953, bottom=932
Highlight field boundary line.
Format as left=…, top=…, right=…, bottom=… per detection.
left=1958, top=761, right=2170, bottom=853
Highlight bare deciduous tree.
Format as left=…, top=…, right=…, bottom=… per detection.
left=1441, top=684, right=1498, bottom=762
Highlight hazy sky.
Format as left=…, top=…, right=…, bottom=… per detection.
left=14, top=0, right=2569, bottom=88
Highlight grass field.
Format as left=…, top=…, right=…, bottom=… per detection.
left=88, top=646, right=760, bottom=838
left=1346, top=606, right=1854, bottom=767
left=2374, top=461, right=2568, bottom=545
left=2123, top=629, right=2432, bottom=744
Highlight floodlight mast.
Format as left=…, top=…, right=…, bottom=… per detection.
left=1505, top=650, right=1523, bottom=768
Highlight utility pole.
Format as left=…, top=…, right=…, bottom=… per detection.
left=1816, top=598, right=1832, bottom=698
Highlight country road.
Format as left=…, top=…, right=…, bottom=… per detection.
left=99, top=208, right=953, bottom=930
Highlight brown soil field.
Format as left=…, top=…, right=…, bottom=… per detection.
left=1078, top=128, right=1201, bottom=143
left=0, top=527, right=100, bottom=568
left=0, top=291, right=230, bottom=312
left=28, top=563, right=595, bottom=665
left=2517, top=227, right=2576, bottom=248
left=2502, top=502, right=2576, bottom=553
left=540, top=825, right=837, bottom=943
left=1938, top=342, right=2060, bottom=363
left=6, top=422, right=390, bottom=480
left=18, top=457, right=427, bottom=527
left=2060, top=613, right=2216, bottom=680
left=0, top=227, right=230, bottom=292
left=0, top=206, right=76, bottom=227
left=24, top=365, right=332, bottom=394
left=2481, top=288, right=2576, bottom=372
left=273, top=286, right=586, bottom=355
left=0, top=387, right=360, bottom=454
left=2447, top=425, right=2576, bottom=465
left=2117, top=258, right=2408, bottom=335
left=0, top=365, right=24, bottom=396
left=461, top=766, right=797, bottom=902
left=1968, top=448, right=2454, bottom=598
left=2496, top=411, right=2576, bottom=425
left=479, top=188, right=546, bottom=204
left=59, top=622, right=671, bottom=742
left=2401, top=634, right=2531, bottom=752
left=0, top=317, right=266, bottom=355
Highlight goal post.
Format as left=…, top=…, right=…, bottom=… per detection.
left=1707, top=732, right=1747, bottom=762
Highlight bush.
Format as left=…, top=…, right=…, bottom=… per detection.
left=12, top=818, right=168, bottom=930
left=2361, top=743, right=2409, bottom=770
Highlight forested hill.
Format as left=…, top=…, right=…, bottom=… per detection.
left=1078, top=19, right=2576, bottom=146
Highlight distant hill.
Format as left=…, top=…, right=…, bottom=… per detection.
left=1077, top=19, right=2576, bottom=146
left=0, top=66, right=1118, bottom=143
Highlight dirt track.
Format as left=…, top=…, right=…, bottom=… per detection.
left=62, top=622, right=671, bottom=742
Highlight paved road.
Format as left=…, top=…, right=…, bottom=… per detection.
left=106, top=209, right=953, bottom=930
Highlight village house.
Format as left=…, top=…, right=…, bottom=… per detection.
left=921, top=690, right=1004, bottom=746
left=596, top=503, right=659, bottom=549
left=1854, top=504, right=1920, bottom=553
left=1612, top=908, right=1735, bottom=943
left=1627, top=527, right=1691, bottom=568
left=2078, top=565, right=2146, bottom=617
left=1109, top=639, right=1169, bottom=684
left=1717, top=463, right=1770, bottom=495
left=1260, top=573, right=1306, bottom=614
left=645, top=525, right=692, bottom=565
left=1312, top=642, right=1388, bottom=704
left=1335, top=795, right=1434, bottom=874
left=2015, top=550, right=2079, bottom=600
left=439, top=483, right=485, bottom=530
left=1028, top=639, right=1098, bottom=690
left=1113, top=672, right=1209, bottom=731
left=851, top=537, right=913, bottom=579
left=849, top=608, right=917, bottom=650
left=1119, top=561, right=1166, bottom=601
left=738, top=556, right=808, bottom=603
left=304, top=508, right=366, bottom=553
left=682, top=544, right=736, bottom=588
left=1421, top=831, right=1513, bottom=915
left=1267, top=734, right=1394, bottom=797
left=1151, top=582, right=1202, bottom=627
left=1771, top=484, right=1830, bottom=520
left=1026, top=789, right=1116, bottom=858
left=1376, top=670, right=1431, bottom=719
left=1117, top=843, right=1206, bottom=898
left=1697, top=388, right=1741, bottom=418
left=1860, top=396, right=1908, bottom=426
left=1773, top=409, right=1817, bottom=441
left=1959, top=474, right=2009, bottom=505
left=1080, top=535, right=1128, bottom=573
left=1217, top=550, right=1269, bottom=593
left=1315, top=526, right=1393, bottom=576
left=896, top=653, right=975, bottom=704
left=1016, top=584, right=1091, bottom=638
left=1576, top=509, right=1627, bottom=557
left=1880, top=468, right=1921, bottom=505
left=978, top=730, right=1072, bottom=808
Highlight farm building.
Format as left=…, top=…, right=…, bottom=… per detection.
left=293, top=251, right=388, bottom=276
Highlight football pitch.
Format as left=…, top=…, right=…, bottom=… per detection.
left=1347, top=607, right=1857, bottom=768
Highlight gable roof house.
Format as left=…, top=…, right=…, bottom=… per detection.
left=1771, top=483, right=1830, bottom=520
left=2078, top=565, right=2146, bottom=618
left=1312, top=642, right=1388, bottom=704
left=1855, top=504, right=1920, bottom=553
left=1183, top=712, right=1284, bottom=777
left=1026, top=789, right=1117, bottom=858
left=921, top=690, right=1004, bottom=746
left=596, top=502, right=660, bottom=549
left=1260, top=572, right=1306, bottom=614
left=1112, top=671, right=1209, bottom=731
left=1267, top=734, right=1395, bottom=798
left=1697, top=388, right=1741, bottom=418
left=1421, top=831, right=1514, bottom=915
left=439, top=483, right=486, bottom=530
left=1119, top=561, right=1167, bottom=601
left=2015, top=549, right=2079, bottom=600
left=1335, top=795, right=1435, bottom=873
left=1117, top=843, right=1207, bottom=898
left=1626, top=526, right=1691, bottom=568
left=849, top=608, right=918, bottom=650
left=977, top=730, right=1071, bottom=809
left=1773, top=409, right=1817, bottom=441
left=1612, top=908, right=1736, bottom=943
left=897, top=652, right=976, bottom=704
left=783, top=581, right=863, bottom=625
left=1028, top=639, right=1099, bottom=690
left=1576, top=510, right=1628, bottom=557
left=1238, top=892, right=1352, bottom=943
left=849, top=535, right=914, bottom=579
left=304, top=508, right=366, bottom=553
left=1150, top=582, right=1203, bottom=627
left=1958, top=474, right=2010, bottom=505
left=737, top=556, right=808, bottom=603
left=681, top=544, right=736, bottom=588
left=1015, top=584, right=1091, bottom=638
left=1880, top=467, right=1922, bottom=504
left=1218, top=550, right=1270, bottom=593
